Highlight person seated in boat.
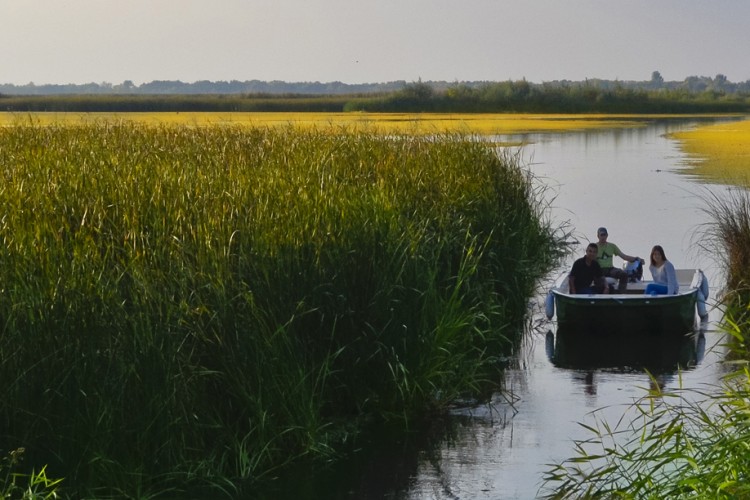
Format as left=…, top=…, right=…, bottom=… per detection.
left=595, top=227, right=644, bottom=292
left=569, top=243, right=609, bottom=294
left=645, top=245, right=679, bottom=295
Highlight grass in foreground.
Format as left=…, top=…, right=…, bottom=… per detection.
left=541, top=360, right=750, bottom=499
left=0, top=448, right=63, bottom=499
left=0, top=123, right=563, bottom=497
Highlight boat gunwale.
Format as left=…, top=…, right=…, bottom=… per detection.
left=551, top=287, right=698, bottom=301
left=549, top=267, right=702, bottom=301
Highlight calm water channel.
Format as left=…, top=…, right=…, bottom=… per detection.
left=266, top=118, right=741, bottom=499
left=404, top=118, right=737, bottom=500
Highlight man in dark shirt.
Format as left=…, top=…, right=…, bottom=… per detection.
left=569, top=242, right=609, bottom=294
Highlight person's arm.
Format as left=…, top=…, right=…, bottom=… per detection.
left=613, top=243, right=643, bottom=264
left=666, top=261, right=679, bottom=294
left=568, top=260, right=580, bottom=294
left=618, top=250, right=642, bottom=263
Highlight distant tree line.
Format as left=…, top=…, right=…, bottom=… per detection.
left=0, top=94, right=355, bottom=113
left=0, top=79, right=407, bottom=96
left=2, top=71, right=750, bottom=96
left=1, top=72, right=749, bottom=113
left=343, top=78, right=750, bottom=113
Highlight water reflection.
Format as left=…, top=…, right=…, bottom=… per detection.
left=545, top=327, right=705, bottom=372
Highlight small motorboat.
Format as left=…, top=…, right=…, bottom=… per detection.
left=545, top=268, right=709, bottom=336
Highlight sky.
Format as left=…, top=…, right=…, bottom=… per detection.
left=2, top=0, right=749, bottom=86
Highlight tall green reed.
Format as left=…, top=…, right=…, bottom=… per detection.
left=696, top=186, right=750, bottom=355
left=0, top=448, right=62, bottom=499
left=0, top=122, right=561, bottom=496
left=698, top=186, right=750, bottom=292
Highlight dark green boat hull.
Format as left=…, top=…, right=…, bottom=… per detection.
left=553, top=290, right=698, bottom=337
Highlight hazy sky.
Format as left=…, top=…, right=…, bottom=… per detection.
left=2, top=0, right=749, bottom=86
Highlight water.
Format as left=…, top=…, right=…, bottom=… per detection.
left=406, top=118, right=736, bottom=500
left=263, top=118, right=740, bottom=499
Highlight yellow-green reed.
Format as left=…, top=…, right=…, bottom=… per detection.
left=1, top=111, right=657, bottom=134
left=0, top=122, right=562, bottom=496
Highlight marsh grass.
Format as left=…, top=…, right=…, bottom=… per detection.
left=0, top=448, right=63, bottom=499
left=0, top=123, right=561, bottom=496
left=696, top=187, right=750, bottom=339
left=699, top=187, right=750, bottom=285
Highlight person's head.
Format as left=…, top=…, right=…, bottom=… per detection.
left=597, top=227, right=608, bottom=242
left=585, top=242, right=598, bottom=262
left=650, top=245, right=667, bottom=266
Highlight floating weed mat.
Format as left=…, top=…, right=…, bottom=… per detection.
left=0, top=111, right=648, bottom=135
left=0, top=123, right=561, bottom=496
left=671, top=118, right=750, bottom=186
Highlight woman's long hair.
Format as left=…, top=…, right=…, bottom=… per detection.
left=650, top=245, right=667, bottom=267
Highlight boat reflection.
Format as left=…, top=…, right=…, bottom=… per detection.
left=545, top=324, right=705, bottom=371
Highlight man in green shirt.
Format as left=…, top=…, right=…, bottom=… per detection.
left=596, top=227, right=643, bottom=292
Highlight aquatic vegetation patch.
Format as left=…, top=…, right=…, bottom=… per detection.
left=0, top=111, right=653, bottom=135
left=671, top=118, right=750, bottom=185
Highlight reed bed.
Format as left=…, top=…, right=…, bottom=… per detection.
left=698, top=187, right=750, bottom=294
left=0, top=123, right=561, bottom=496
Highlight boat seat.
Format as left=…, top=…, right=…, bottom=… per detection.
left=605, top=277, right=647, bottom=293
left=675, top=269, right=696, bottom=287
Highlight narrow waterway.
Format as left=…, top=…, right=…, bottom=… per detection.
left=405, top=118, right=735, bottom=499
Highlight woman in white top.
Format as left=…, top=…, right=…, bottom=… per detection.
left=645, top=245, right=679, bottom=295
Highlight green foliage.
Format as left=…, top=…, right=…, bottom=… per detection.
left=0, top=94, right=352, bottom=112
left=0, top=123, right=562, bottom=496
left=3, top=80, right=749, bottom=113
left=697, top=187, right=750, bottom=340
left=0, top=448, right=63, bottom=499
left=348, top=81, right=750, bottom=114
left=699, top=187, right=750, bottom=289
